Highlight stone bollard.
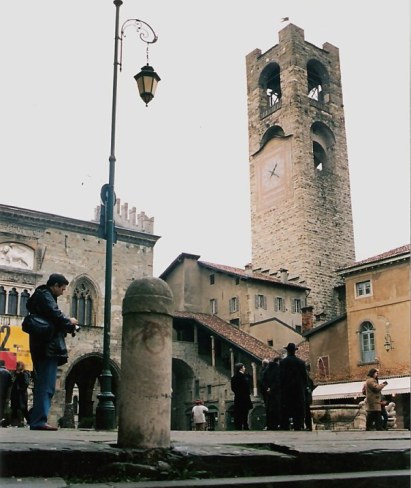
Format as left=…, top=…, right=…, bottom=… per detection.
left=117, top=277, right=174, bottom=448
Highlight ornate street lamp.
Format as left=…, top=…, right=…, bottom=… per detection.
left=95, top=0, right=160, bottom=430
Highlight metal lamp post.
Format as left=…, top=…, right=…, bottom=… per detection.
left=95, top=0, right=160, bottom=430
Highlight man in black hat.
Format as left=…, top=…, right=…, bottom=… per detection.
left=279, top=342, right=307, bottom=430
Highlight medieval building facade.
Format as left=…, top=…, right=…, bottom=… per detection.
left=0, top=202, right=157, bottom=427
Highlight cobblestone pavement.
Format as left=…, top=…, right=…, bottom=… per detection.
left=0, top=428, right=409, bottom=487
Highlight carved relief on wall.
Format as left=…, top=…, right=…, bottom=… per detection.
left=0, top=243, right=34, bottom=270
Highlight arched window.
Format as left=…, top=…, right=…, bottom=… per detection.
left=19, top=290, right=30, bottom=316
left=311, top=122, right=335, bottom=174
left=71, top=278, right=97, bottom=327
left=0, top=286, right=5, bottom=314
left=7, top=288, right=18, bottom=315
left=307, top=59, right=329, bottom=102
left=360, top=321, right=375, bottom=363
left=259, top=63, right=282, bottom=117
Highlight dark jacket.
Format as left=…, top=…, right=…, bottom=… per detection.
left=0, top=366, right=12, bottom=398
left=26, top=285, right=74, bottom=364
left=231, top=372, right=252, bottom=411
left=280, top=354, right=307, bottom=402
left=263, top=361, right=281, bottom=398
left=10, top=370, right=30, bottom=411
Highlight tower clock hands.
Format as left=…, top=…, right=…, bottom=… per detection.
left=268, top=163, right=279, bottom=178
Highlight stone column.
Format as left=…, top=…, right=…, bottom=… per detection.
left=210, top=335, right=215, bottom=367
left=118, top=277, right=174, bottom=448
left=230, top=348, right=234, bottom=377
left=251, top=361, right=257, bottom=397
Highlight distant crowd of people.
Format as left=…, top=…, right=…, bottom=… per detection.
left=229, top=344, right=391, bottom=432
left=231, top=342, right=315, bottom=431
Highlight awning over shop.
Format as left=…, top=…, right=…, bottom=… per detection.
left=312, top=376, right=410, bottom=401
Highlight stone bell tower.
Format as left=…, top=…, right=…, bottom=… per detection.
left=246, top=23, right=355, bottom=321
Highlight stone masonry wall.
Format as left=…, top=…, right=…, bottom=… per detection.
left=246, top=24, right=355, bottom=322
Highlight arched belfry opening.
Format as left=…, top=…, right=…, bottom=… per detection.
left=311, top=122, right=335, bottom=173
left=260, top=125, right=285, bottom=150
left=307, top=59, right=329, bottom=102
left=259, top=63, right=282, bottom=116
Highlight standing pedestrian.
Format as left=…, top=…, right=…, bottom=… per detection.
left=191, top=400, right=208, bottom=431
left=231, top=363, right=253, bottom=430
left=304, top=363, right=316, bottom=431
left=26, top=273, right=79, bottom=431
left=264, top=357, right=282, bottom=430
left=259, top=358, right=270, bottom=429
left=364, top=368, right=387, bottom=431
left=279, top=343, right=307, bottom=431
left=10, top=361, right=31, bottom=427
left=0, top=359, right=12, bottom=427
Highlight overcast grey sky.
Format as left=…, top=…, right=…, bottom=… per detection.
left=1, top=1, right=409, bottom=276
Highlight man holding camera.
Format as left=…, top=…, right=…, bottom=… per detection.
left=27, top=273, right=79, bottom=431
left=364, top=368, right=388, bottom=431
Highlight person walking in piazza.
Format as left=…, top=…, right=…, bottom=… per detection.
left=0, top=359, right=12, bottom=427
left=191, top=399, right=209, bottom=431
left=10, top=361, right=31, bottom=427
left=279, top=343, right=307, bottom=431
left=231, top=363, right=253, bottom=430
left=26, top=273, right=79, bottom=431
left=364, top=368, right=388, bottom=431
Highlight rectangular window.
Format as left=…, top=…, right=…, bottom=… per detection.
left=267, top=339, right=273, bottom=347
left=293, top=298, right=302, bottom=313
left=209, top=274, right=215, bottom=285
left=210, top=299, right=217, bottom=314
left=295, top=324, right=302, bottom=334
left=356, top=280, right=371, bottom=297
left=229, top=296, right=238, bottom=313
left=274, top=296, right=285, bottom=312
left=255, top=294, right=267, bottom=310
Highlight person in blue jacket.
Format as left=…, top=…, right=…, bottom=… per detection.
left=27, top=273, right=78, bottom=431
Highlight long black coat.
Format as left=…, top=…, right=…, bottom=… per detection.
left=231, top=372, right=252, bottom=411
left=279, top=354, right=307, bottom=428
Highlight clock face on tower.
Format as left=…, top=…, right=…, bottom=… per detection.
left=255, top=137, right=292, bottom=211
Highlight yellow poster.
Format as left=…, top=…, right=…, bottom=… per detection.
left=0, top=321, right=33, bottom=371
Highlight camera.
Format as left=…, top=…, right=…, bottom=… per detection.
left=71, top=325, right=81, bottom=337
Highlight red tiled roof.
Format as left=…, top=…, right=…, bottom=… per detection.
left=173, top=311, right=307, bottom=362
left=174, top=311, right=280, bottom=360
left=337, top=244, right=410, bottom=273
left=199, top=261, right=309, bottom=290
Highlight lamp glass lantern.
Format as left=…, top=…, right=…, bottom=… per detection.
left=134, top=64, right=161, bottom=105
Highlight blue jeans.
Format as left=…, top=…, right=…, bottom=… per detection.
left=30, top=356, right=58, bottom=428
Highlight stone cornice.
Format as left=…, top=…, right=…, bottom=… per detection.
left=0, top=204, right=160, bottom=248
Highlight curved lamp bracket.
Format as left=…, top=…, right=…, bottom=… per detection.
left=120, top=19, right=158, bottom=71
